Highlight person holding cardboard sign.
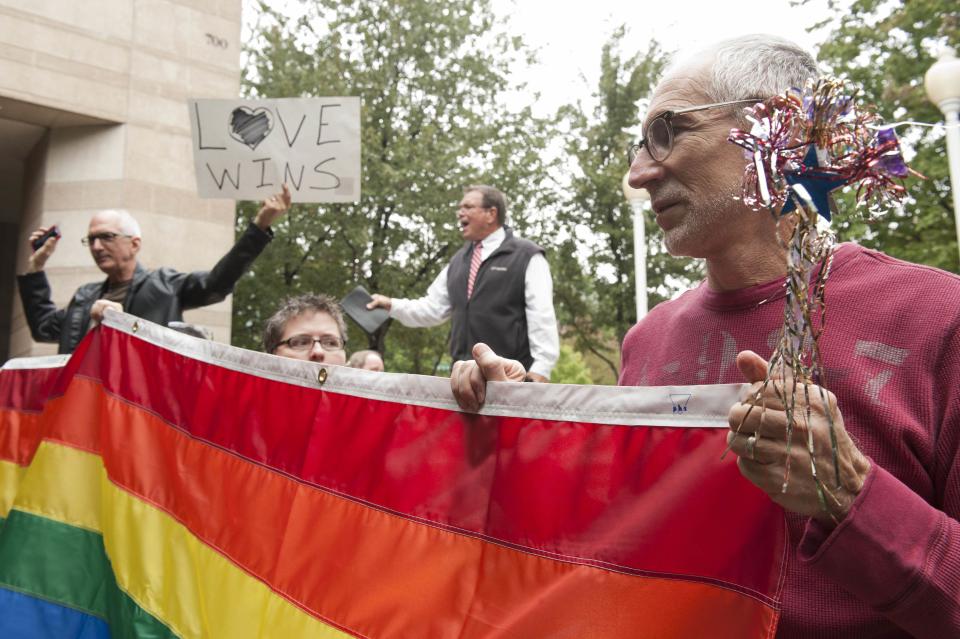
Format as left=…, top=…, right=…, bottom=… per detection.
left=367, top=185, right=559, bottom=381
left=18, top=184, right=292, bottom=353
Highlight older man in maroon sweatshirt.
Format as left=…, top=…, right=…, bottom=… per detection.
left=451, top=34, right=960, bottom=638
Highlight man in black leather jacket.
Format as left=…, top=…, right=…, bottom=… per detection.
left=17, top=185, right=291, bottom=354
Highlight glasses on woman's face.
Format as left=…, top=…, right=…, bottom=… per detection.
left=627, top=98, right=761, bottom=165
left=276, top=334, right=345, bottom=352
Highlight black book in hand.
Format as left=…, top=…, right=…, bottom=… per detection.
left=340, top=286, right=390, bottom=335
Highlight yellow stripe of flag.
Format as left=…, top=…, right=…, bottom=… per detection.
left=0, top=458, right=27, bottom=519
left=12, top=441, right=351, bottom=639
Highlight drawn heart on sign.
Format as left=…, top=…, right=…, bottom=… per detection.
left=228, top=106, right=273, bottom=150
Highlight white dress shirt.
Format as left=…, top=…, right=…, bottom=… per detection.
left=390, top=227, right=560, bottom=378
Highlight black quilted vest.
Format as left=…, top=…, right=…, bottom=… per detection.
left=446, top=228, right=543, bottom=368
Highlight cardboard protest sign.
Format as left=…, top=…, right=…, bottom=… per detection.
left=188, top=98, right=361, bottom=202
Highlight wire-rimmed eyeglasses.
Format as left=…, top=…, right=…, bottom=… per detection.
left=627, top=98, right=762, bottom=165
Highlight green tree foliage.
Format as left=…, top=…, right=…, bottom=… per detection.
left=550, top=344, right=594, bottom=385
left=811, top=0, right=960, bottom=272
left=234, top=0, right=555, bottom=372
left=554, top=28, right=699, bottom=380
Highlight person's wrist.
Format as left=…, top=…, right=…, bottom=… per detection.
left=836, top=453, right=871, bottom=518
left=524, top=370, right=548, bottom=382
left=811, top=451, right=871, bottom=527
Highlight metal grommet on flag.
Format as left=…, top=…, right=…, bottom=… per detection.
left=132, top=321, right=140, bottom=334
left=316, top=367, right=328, bottom=385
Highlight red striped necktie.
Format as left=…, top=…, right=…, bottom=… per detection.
left=467, top=241, right=482, bottom=298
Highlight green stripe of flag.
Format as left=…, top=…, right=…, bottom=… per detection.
left=0, top=509, right=178, bottom=639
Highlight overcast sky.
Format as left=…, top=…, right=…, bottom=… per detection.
left=244, top=0, right=837, bottom=115
left=491, top=0, right=834, bottom=115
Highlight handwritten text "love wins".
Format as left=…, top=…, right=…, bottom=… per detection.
left=189, top=98, right=361, bottom=203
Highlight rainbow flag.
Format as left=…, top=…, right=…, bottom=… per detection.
left=0, top=312, right=785, bottom=638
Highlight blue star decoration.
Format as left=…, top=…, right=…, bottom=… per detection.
left=780, top=145, right=848, bottom=221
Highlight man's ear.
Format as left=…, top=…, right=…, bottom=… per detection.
left=130, top=237, right=142, bottom=255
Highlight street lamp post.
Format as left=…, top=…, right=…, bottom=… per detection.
left=622, top=172, right=650, bottom=322
left=924, top=46, right=960, bottom=265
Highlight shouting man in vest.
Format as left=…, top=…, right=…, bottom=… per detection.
left=368, top=185, right=559, bottom=381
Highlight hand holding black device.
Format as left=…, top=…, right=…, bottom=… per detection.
left=31, top=226, right=61, bottom=252
left=341, top=286, right=390, bottom=336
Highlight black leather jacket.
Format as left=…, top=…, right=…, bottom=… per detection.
left=17, top=222, right=272, bottom=354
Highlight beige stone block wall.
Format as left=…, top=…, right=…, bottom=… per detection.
left=2, top=0, right=135, bottom=41
left=45, top=125, right=126, bottom=183
left=2, top=0, right=242, bottom=358
left=8, top=134, right=57, bottom=358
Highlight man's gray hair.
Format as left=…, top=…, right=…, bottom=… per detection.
left=99, top=209, right=142, bottom=238
left=262, top=293, right=348, bottom=354
left=668, top=34, right=820, bottom=113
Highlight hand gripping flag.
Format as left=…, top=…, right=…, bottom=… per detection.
left=0, top=312, right=786, bottom=638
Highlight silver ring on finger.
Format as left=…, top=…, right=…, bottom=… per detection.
left=745, top=434, right=757, bottom=460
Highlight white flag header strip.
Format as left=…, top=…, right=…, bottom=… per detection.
left=96, top=311, right=745, bottom=429
left=2, top=355, right=71, bottom=370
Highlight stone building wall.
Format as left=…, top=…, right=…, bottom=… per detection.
left=0, top=0, right=243, bottom=360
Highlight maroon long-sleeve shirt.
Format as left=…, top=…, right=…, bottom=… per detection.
left=620, top=242, right=960, bottom=638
